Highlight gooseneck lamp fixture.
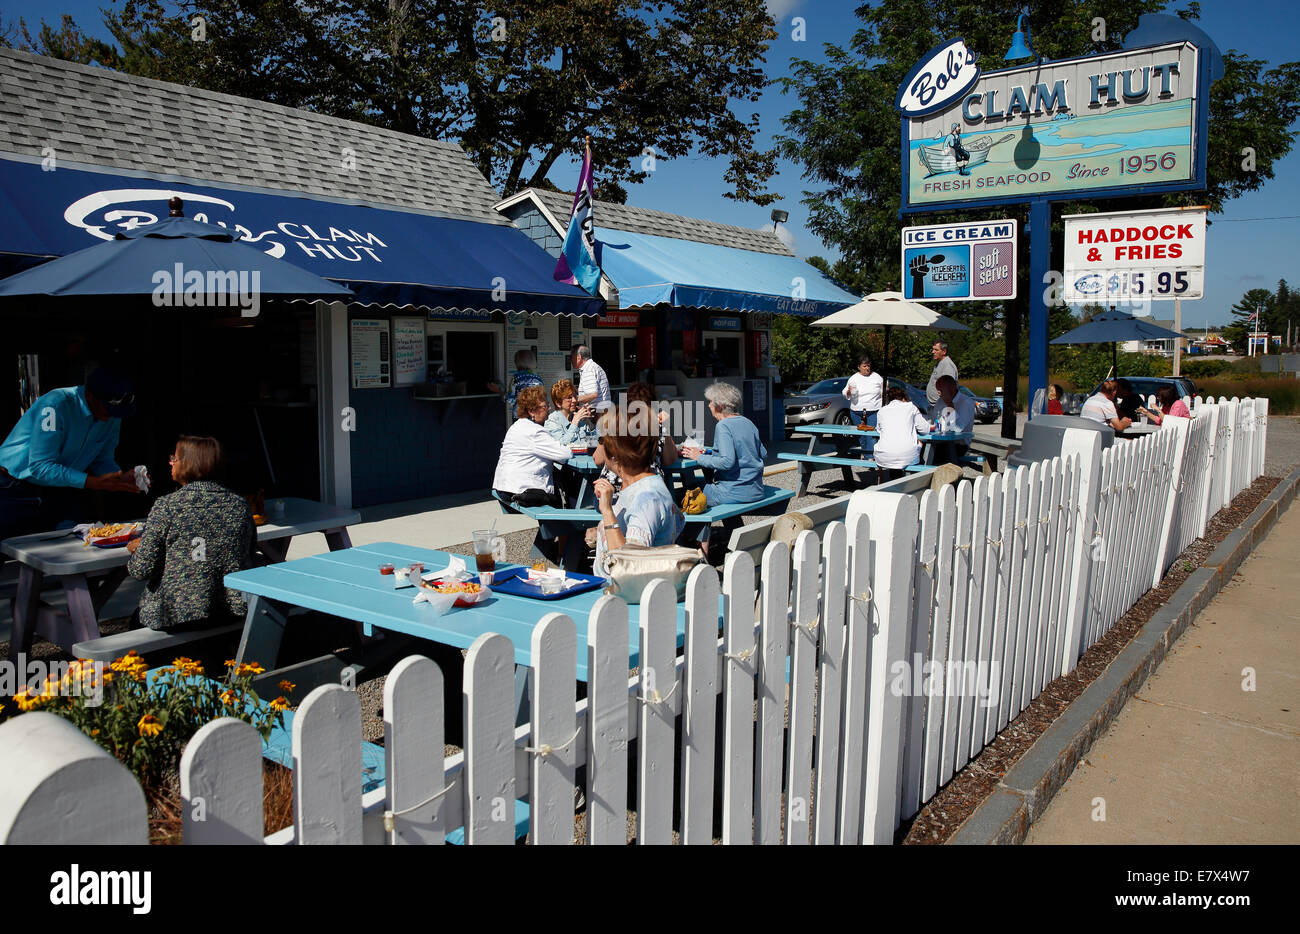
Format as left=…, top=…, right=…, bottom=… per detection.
left=1004, top=13, right=1035, bottom=62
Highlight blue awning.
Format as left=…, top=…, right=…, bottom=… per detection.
left=0, top=157, right=604, bottom=316
left=594, top=227, right=859, bottom=317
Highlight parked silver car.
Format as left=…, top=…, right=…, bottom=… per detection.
left=959, top=385, right=1002, bottom=424
left=783, top=376, right=929, bottom=436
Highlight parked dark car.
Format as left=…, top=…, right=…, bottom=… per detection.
left=958, top=385, right=1002, bottom=424
left=1089, top=376, right=1197, bottom=403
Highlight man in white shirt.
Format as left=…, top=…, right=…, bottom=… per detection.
left=927, top=375, right=974, bottom=464
left=572, top=344, right=611, bottom=411
left=1080, top=380, right=1131, bottom=432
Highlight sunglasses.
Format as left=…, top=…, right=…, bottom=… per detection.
left=105, top=391, right=135, bottom=408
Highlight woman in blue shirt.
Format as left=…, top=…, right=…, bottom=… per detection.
left=679, top=381, right=766, bottom=505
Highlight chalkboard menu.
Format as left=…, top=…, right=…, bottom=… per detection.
left=350, top=319, right=391, bottom=389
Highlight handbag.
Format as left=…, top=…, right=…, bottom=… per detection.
left=680, top=488, right=707, bottom=515
left=603, top=543, right=703, bottom=605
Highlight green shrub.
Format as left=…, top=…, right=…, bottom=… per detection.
left=1196, top=377, right=1300, bottom=414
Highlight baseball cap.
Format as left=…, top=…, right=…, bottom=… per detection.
left=86, top=368, right=136, bottom=418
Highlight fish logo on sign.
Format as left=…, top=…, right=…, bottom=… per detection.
left=895, top=38, right=981, bottom=118
left=1073, top=273, right=1104, bottom=295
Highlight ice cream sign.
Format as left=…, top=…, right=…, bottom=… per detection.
left=900, top=219, right=1017, bottom=302
left=1063, top=206, right=1207, bottom=302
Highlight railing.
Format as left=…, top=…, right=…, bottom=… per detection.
left=0, top=399, right=1268, bottom=845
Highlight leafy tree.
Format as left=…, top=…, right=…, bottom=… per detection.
left=9, top=0, right=781, bottom=205
left=1223, top=287, right=1278, bottom=353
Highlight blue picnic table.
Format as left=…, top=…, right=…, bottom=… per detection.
left=224, top=542, right=708, bottom=683
left=562, top=454, right=702, bottom=507
left=783, top=423, right=973, bottom=495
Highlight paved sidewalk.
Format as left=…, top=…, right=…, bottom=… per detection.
left=1026, top=496, right=1300, bottom=844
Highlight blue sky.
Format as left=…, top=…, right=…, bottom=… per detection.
left=4, top=0, right=1296, bottom=326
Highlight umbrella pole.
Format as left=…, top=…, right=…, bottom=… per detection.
left=1112, top=341, right=1117, bottom=377
left=883, top=325, right=891, bottom=378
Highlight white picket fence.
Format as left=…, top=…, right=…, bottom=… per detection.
left=0, top=398, right=1269, bottom=845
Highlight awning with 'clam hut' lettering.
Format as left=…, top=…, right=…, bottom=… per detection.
left=593, top=226, right=860, bottom=317
left=0, top=156, right=605, bottom=316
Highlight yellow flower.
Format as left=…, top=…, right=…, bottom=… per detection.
left=224, top=659, right=237, bottom=669
left=278, top=680, right=296, bottom=694
left=90, top=728, right=99, bottom=736
left=219, top=689, right=239, bottom=707
left=13, top=688, right=42, bottom=711
left=234, top=662, right=265, bottom=677
left=101, top=671, right=114, bottom=685
left=137, top=714, right=163, bottom=738
left=269, top=696, right=290, bottom=712
left=171, top=657, right=204, bottom=677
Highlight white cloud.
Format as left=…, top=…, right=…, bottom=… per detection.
left=765, top=0, right=804, bottom=20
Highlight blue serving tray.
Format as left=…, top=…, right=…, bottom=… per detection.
left=491, top=567, right=607, bottom=600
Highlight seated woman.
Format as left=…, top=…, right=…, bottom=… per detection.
left=1149, top=385, right=1192, bottom=426
left=873, top=386, right=931, bottom=481
left=125, top=436, right=255, bottom=631
left=592, top=411, right=686, bottom=577
left=492, top=385, right=572, bottom=506
left=592, top=381, right=679, bottom=490
left=678, top=381, right=764, bottom=504
left=544, top=379, right=597, bottom=449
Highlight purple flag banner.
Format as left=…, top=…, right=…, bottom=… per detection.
left=554, top=142, right=601, bottom=294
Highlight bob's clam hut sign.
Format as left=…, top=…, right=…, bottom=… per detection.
left=893, top=13, right=1221, bottom=411
left=901, top=41, right=1203, bottom=209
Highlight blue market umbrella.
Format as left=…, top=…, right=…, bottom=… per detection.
left=0, top=210, right=352, bottom=304
left=1051, top=309, right=1188, bottom=373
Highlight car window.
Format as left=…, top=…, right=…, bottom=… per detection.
left=807, top=378, right=847, bottom=394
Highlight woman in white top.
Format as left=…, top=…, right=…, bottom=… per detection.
left=872, top=386, right=931, bottom=479
left=492, top=385, right=572, bottom=504
left=842, top=355, right=884, bottom=453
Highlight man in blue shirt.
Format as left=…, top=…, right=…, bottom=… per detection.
left=0, top=368, right=142, bottom=539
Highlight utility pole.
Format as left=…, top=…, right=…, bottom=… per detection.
left=1173, top=297, right=1183, bottom=377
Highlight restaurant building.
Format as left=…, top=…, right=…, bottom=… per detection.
left=0, top=48, right=603, bottom=507
left=496, top=189, right=860, bottom=441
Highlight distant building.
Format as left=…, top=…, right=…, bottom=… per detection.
left=1120, top=319, right=1197, bottom=356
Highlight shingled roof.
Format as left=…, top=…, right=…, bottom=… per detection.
left=516, top=187, right=796, bottom=257
left=0, top=47, right=508, bottom=223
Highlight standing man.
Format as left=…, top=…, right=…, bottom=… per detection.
left=926, top=340, right=959, bottom=406
left=498, top=349, right=543, bottom=422
left=572, top=344, right=611, bottom=411
left=0, top=368, right=142, bottom=540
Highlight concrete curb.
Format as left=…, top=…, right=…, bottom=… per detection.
left=948, top=462, right=1300, bottom=845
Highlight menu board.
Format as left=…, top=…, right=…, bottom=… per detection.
left=391, top=317, right=426, bottom=386
left=350, top=319, right=391, bottom=389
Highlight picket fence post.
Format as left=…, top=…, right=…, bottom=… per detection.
left=1061, top=430, right=1103, bottom=675
left=181, top=717, right=263, bottom=844
left=382, top=655, right=447, bottom=845
left=529, top=613, right=577, bottom=845
left=851, top=487, right=919, bottom=844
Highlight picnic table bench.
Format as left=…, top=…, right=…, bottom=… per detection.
left=784, top=423, right=968, bottom=495
left=6, top=497, right=362, bottom=662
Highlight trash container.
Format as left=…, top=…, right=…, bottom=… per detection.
left=1007, top=414, right=1113, bottom=470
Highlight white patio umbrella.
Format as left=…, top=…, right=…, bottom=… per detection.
left=811, top=290, right=969, bottom=375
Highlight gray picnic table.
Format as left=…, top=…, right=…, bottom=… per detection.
left=2, top=497, right=361, bottom=660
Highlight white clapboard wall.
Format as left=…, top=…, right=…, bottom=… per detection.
left=0, top=400, right=1268, bottom=844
